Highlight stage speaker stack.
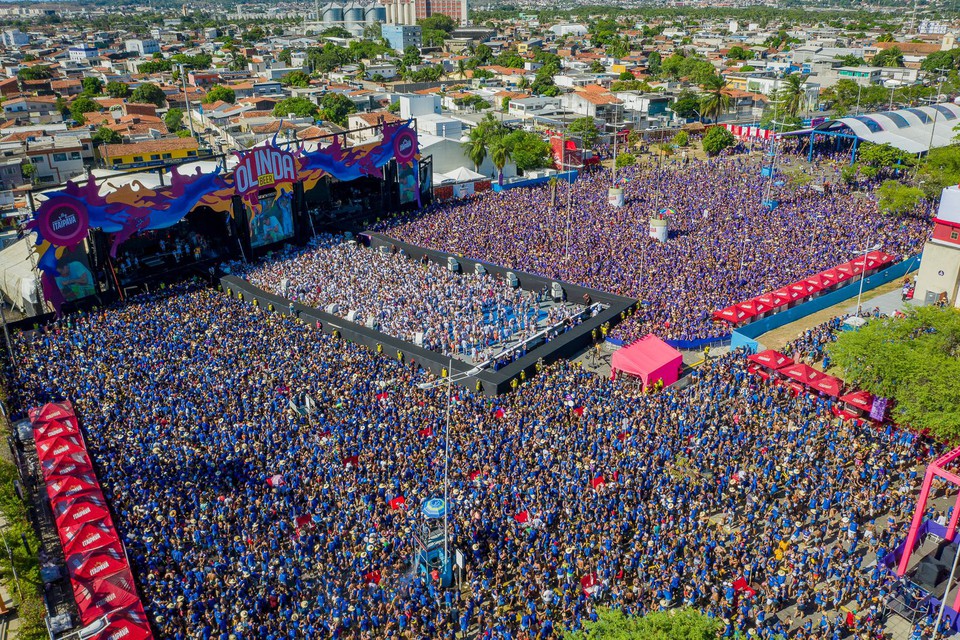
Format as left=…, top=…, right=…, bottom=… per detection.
left=346, top=310, right=359, bottom=323
left=326, top=303, right=340, bottom=315
left=551, top=282, right=565, bottom=302
left=506, top=272, right=519, bottom=289
left=414, top=332, right=424, bottom=347
left=447, top=257, right=460, bottom=273
left=474, top=263, right=486, bottom=275
left=280, top=278, right=291, bottom=297
left=365, top=317, right=378, bottom=330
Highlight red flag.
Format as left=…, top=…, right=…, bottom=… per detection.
left=494, top=408, right=505, bottom=419
left=266, top=474, right=285, bottom=487
left=342, top=455, right=359, bottom=467
left=364, top=569, right=382, bottom=585
left=376, top=392, right=389, bottom=401
left=295, top=515, right=312, bottom=530
left=388, top=496, right=406, bottom=510
left=469, top=470, right=481, bottom=481
left=573, top=406, right=584, bottom=417
left=514, top=511, right=529, bottom=524
left=418, top=427, right=433, bottom=438
left=616, top=432, right=627, bottom=442
left=580, top=573, right=600, bottom=597
left=591, top=475, right=605, bottom=490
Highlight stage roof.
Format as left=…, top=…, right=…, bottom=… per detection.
left=782, top=103, right=960, bottom=154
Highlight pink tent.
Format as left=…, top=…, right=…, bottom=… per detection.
left=611, top=334, right=683, bottom=388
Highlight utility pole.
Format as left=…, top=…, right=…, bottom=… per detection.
left=178, top=64, right=197, bottom=142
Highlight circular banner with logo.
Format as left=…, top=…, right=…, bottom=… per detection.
left=36, top=197, right=90, bottom=248
left=421, top=497, right=447, bottom=519
left=393, top=128, right=419, bottom=165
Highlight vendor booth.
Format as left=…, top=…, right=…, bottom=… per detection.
left=610, top=334, right=683, bottom=388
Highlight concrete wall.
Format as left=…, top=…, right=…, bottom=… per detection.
left=914, top=241, right=960, bottom=307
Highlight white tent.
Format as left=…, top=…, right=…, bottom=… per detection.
left=443, top=166, right=486, bottom=183
left=0, top=237, right=41, bottom=313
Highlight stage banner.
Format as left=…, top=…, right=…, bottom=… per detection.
left=26, top=121, right=420, bottom=312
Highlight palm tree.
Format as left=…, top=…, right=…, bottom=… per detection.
left=699, top=74, right=730, bottom=123
left=779, top=73, right=809, bottom=117
left=463, top=126, right=488, bottom=172
left=457, top=58, right=467, bottom=79
left=490, top=138, right=511, bottom=186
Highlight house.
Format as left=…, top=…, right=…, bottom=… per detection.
left=3, top=96, right=63, bottom=124
left=23, top=136, right=92, bottom=184
left=101, top=137, right=199, bottom=169
left=560, top=85, right=624, bottom=126
left=346, top=111, right=402, bottom=144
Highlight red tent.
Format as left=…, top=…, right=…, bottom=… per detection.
left=46, top=474, right=101, bottom=502
left=820, top=267, right=852, bottom=286
left=747, top=350, right=794, bottom=370
left=771, top=286, right=803, bottom=304
left=87, top=606, right=153, bottom=640
left=840, top=390, right=874, bottom=412
left=788, top=280, right=822, bottom=297
left=777, top=363, right=824, bottom=385
left=864, top=250, right=895, bottom=271
left=754, top=292, right=791, bottom=310
left=41, top=451, right=93, bottom=479
left=610, top=334, right=683, bottom=387
left=838, top=260, right=864, bottom=277
left=66, top=544, right=128, bottom=582
left=29, top=401, right=75, bottom=424
left=61, top=519, right=119, bottom=557
left=713, top=306, right=754, bottom=324
left=36, top=435, right=86, bottom=462
left=737, top=299, right=772, bottom=317
left=53, top=495, right=111, bottom=529
left=34, top=418, right=80, bottom=442
left=811, top=374, right=843, bottom=397
left=72, top=568, right=140, bottom=623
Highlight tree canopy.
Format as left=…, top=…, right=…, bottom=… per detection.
left=17, top=65, right=52, bottom=81
left=130, top=83, right=166, bottom=107
left=876, top=180, right=925, bottom=216
left=202, top=85, right=236, bottom=104
left=69, top=96, right=100, bottom=124
left=565, top=607, right=721, bottom=639
left=828, top=306, right=960, bottom=441
left=568, top=117, right=599, bottom=148
left=702, top=125, right=736, bottom=156
left=106, top=81, right=131, bottom=99
left=273, top=96, right=320, bottom=119
left=92, top=126, right=121, bottom=145
left=318, top=92, right=356, bottom=125
left=872, top=46, right=904, bottom=68
left=917, top=144, right=960, bottom=199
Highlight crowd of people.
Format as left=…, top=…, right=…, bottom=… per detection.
left=241, top=235, right=584, bottom=362
left=11, top=283, right=938, bottom=639
left=384, top=155, right=930, bottom=344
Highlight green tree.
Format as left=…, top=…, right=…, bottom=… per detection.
left=671, top=90, right=700, bottom=118
left=873, top=46, right=904, bottom=68
left=17, top=65, right=53, bottom=81
left=463, top=125, right=489, bottom=172
left=568, top=117, right=599, bottom=148
left=69, top=96, right=100, bottom=123
left=321, top=26, right=352, bottom=39
left=672, top=130, right=689, bottom=146
left=130, top=82, right=166, bottom=107
left=615, top=152, right=637, bottom=168
left=278, top=48, right=293, bottom=66
left=503, top=130, right=550, bottom=171
left=778, top=73, right=809, bottom=117
left=273, top=96, right=320, bottom=119
left=836, top=54, right=866, bottom=66
left=81, top=76, right=103, bottom=96
left=828, top=306, right=960, bottom=440
left=282, top=70, right=312, bottom=88
left=419, top=14, right=456, bottom=33
left=877, top=179, right=925, bottom=215
left=699, top=74, right=729, bottom=122
left=490, top=137, right=512, bottom=184
left=229, top=55, right=250, bottom=72
left=590, top=60, right=606, bottom=74
left=921, top=49, right=960, bottom=72
left=402, top=46, right=422, bottom=67
left=702, top=125, right=736, bottom=155
left=319, top=92, right=356, bottom=125
left=244, top=25, right=266, bottom=42
left=566, top=607, right=721, bottom=640
left=92, top=125, right=122, bottom=145
left=106, top=81, right=131, bottom=98
left=164, top=107, right=184, bottom=131
left=727, top=45, right=750, bottom=60
left=917, top=144, right=960, bottom=199
left=647, top=51, right=661, bottom=75
left=856, top=142, right=911, bottom=178
left=20, top=161, right=36, bottom=184
left=618, top=71, right=634, bottom=81
left=422, top=28, right=448, bottom=48
left=203, top=85, right=236, bottom=104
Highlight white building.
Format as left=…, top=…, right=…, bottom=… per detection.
left=1, top=29, right=28, bottom=48
left=915, top=186, right=960, bottom=307
left=549, top=24, right=587, bottom=38
left=917, top=20, right=949, bottom=36
left=124, top=39, right=161, bottom=56
left=68, top=44, right=99, bottom=64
